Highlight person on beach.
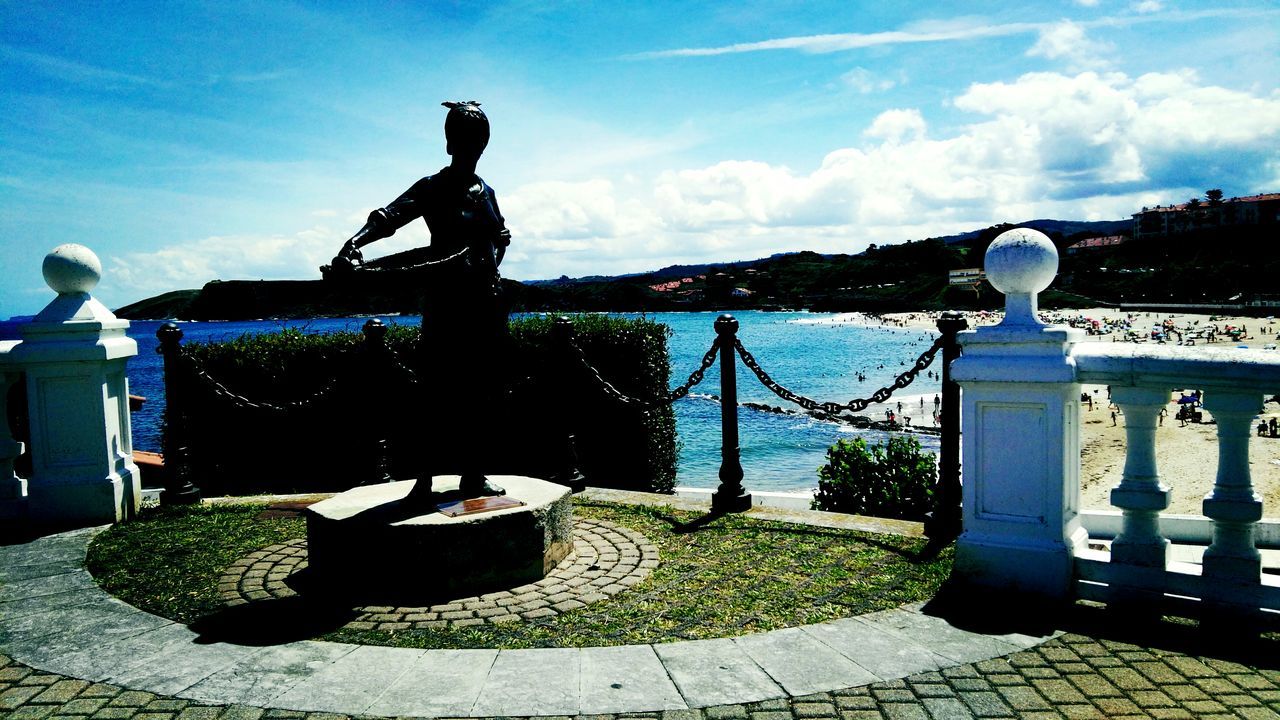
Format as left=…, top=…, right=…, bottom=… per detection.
left=325, top=101, right=511, bottom=503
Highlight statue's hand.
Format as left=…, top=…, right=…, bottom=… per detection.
left=338, top=241, right=364, bottom=265
left=322, top=242, right=363, bottom=278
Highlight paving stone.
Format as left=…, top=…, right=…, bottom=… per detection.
left=1163, top=656, right=1218, bottom=678
left=656, top=639, right=784, bottom=708
left=1099, top=667, right=1155, bottom=691
left=793, top=702, right=836, bottom=717
left=1091, top=696, right=1143, bottom=715
left=737, top=628, right=877, bottom=697
left=31, top=680, right=89, bottom=704
left=802, top=619, right=944, bottom=682
left=704, top=705, right=748, bottom=719
left=1146, top=709, right=1195, bottom=720
left=1056, top=704, right=1104, bottom=720
left=957, top=691, right=1014, bottom=717
left=3, top=685, right=49, bottom=709
left=871, top=689, right=914, bottom=703
left=1064, top=674, right=1121, bottom=698
left=7, top=706, right=57, bottom=719
left=1236, top=708, right=1280, bottom=720
left=579, top=645, right=685, bottom=715
left=907, top=682, right=953, bottom=698
left=880, top=703, right=928, bottom=719
left=834, top=695, right=877, bottom=710
left=920, top=696, right=976, bottom=719
left=174, top=708, right=222, bottom=720
left=994, top=686, right=1048, bottom=711
left=1030, top=679, right=1086, bottom=704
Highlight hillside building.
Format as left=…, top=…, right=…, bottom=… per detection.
left=1132, top=192, right=1280, bottom=239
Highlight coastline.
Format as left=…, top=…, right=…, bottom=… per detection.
left=876, top=308, right=1280, bottom=515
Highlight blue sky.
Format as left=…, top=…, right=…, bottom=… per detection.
left=2, top=1, right=1278, bottom=317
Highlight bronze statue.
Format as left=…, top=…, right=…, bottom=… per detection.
left=327, top=101, right=510, bottom=504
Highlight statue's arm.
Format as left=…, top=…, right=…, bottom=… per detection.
left=333, top=178, right=431, bottom=266
left=490, top=188, right=512, bottom=267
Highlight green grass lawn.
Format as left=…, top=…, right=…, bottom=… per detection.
left=87, top=499, right=952, bottom=649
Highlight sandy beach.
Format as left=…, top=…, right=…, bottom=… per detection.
left=878, top=308, right=1280, bottom=514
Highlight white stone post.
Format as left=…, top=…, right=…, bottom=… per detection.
left=1200, top=390, right=1264, bottom=581
left=9, top=245, right=141, bottom=526
left=1108, top=386, right=1173, bottom=568
left=951, top=228, right=1088, bottom=598
left=0, top=355, right=27, bottom=521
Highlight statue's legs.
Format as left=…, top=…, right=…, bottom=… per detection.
left=403, top=291, right=508, bottom=506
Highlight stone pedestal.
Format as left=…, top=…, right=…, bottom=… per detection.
left=951, top=229, right=1088, bottom=599
left=305, top=475, right=574, bottom=602
left=9, top=245, right=140, bottom=526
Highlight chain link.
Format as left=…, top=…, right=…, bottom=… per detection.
left=355, top=247, right=469, bottom=273
left=179, top=352, right=343, bottom=413
left=380, top=344, right=422, bottom=386
left=569, top=336, right=719, bottom=409
left=734, top=336, right=944, bottom=415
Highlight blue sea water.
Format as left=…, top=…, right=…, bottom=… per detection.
left=0, top=311, right=941, bottom=493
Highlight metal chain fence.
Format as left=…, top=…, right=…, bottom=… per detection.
left=733, top=335, right=945, bottom=415
left=568, top=336, right=719, bottom=410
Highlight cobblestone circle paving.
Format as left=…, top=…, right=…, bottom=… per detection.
left=6, top=631, right=1280, bottom=719
left=217, top=518, right=659, bottom=630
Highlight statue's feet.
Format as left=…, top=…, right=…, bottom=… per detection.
left=459, top=474, right=505, bottom=498
left=402, top=476, right=436, bottom=508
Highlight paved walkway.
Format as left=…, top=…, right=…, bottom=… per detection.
left=3, top=497, right=1280, bottom=719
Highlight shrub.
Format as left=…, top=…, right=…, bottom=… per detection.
left=173, top=315, right=676, bottom=496
left=811, top=435, right=936, bottom=520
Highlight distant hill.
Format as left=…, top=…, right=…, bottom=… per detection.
left=931, top=219, right=1131, bottom=246
left=118, top=215, right=1280, bottom=321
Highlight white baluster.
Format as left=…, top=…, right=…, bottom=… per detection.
left=1201, top=390, right=1264, bottom=581
left=1109, top=385, right=1172, bottom=568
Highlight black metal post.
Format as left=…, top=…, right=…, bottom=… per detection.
left=711, top=314, right=751, bottom=513
left=362, top=319, right=393, bottom=484
left=551, top=317, right=586, bottom=492
left=157, top=323, right=200, bottom=505
left=925, top=310, right=968, bottom=540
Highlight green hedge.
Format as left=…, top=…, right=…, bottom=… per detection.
left=174, top=315, right=676, bottom=496
left=811, top=435, right=936, bottom=520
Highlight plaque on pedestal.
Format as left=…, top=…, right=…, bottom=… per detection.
left=437, top=495, right=525, bottom=517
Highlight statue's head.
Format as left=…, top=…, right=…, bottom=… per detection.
left=443, top=101, right=489, bottom=159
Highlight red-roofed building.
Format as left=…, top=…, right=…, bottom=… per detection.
left=1066, top=235, right=1129, bottom=254
left=1133, top=192, right=1280, bottom=239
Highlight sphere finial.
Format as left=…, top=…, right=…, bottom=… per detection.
left=984, top=228, right=1058, bottom=327
left=43, top=244, right=102, bottom=295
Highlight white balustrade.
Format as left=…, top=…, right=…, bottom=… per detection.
left=957, top=227, right=1280, bottom=621
left=1106, top=385, right=1172, bottom=569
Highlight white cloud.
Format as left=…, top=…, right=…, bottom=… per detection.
left=841, top=67, right=898, bottom=94
left=105, top=71, right=1280, bottom=291
left=1027, top=21, right=1113, bottom=71
left=1075, top=0, right=1101, bottom=6
left=864, top=109, right=927, bottom=144
left=1132, top=1, right=1163, bottom=13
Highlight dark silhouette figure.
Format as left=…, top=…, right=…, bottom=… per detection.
left=327, top=101, right=510, bottom=504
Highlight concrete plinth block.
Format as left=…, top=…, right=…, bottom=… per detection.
left=654, top=637, right=786, bottom=708
left=368, top=648, right=497, bottom=717
left=182, top=640, right=358, bottom=708
left=734, top=626, right=879, bottom=696
left=272, top=645, right=424, bottom=714
left=801, top=616, right=946, bottom=681
left=580, top=644, right=687, bottom=714
left=305, top=475, right=573, bottom=602
left=864, top=607, right=1028, bottom=665
left=472, top=647, right=582, bottom=716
